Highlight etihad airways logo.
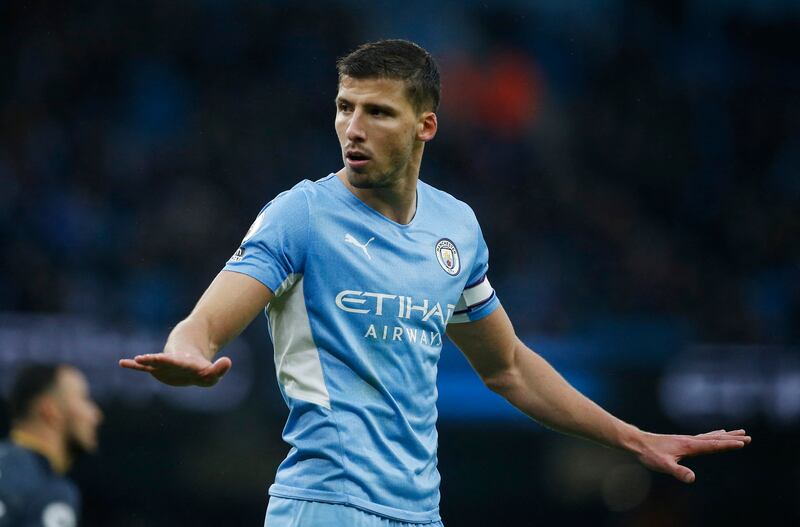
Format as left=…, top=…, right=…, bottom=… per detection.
left=335, top=290, right=456, bottom=325
left=335, top=289, right=452, bottom=347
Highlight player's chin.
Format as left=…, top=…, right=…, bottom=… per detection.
left=83, top=437, right=99, bottom=454
left=345, top=168, right=379, bottom=189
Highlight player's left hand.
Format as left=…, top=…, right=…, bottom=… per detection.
left=633, top=428, right=751, bottom=484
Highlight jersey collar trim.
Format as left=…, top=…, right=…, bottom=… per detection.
left=329, top=172, right=422, bottom=228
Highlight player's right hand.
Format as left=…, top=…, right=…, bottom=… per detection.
left=119, top=351, right=232, bottom=387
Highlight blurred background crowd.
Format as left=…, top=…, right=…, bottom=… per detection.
left=1, top=0, right=798, bottom=525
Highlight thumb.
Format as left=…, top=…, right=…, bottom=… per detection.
left=673, top=464, right=695, bottom=484
left=210, top=356, right=232, bottom=378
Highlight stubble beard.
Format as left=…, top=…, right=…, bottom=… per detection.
left=345, top=145, right=411, bottom=190
left=346, top=166, right=396, bottom=189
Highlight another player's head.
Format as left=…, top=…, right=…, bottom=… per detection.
left=9, top=363, right=103, bottom=459
left=335, top=39, right=440, bottom=189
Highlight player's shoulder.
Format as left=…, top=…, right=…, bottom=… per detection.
left=0, top=473, right=80, bottom=527
left=250, top=179, right=316, bottom=224
left=0, top=441, right=46, bottom=484
left=260, top=174, right=337, bottom=210
left=294, top=173, right=342, bottom=202
left=268, top=179, right=314, bottom=206
left=0, top=441, right=78, bottom=501
left=418, top=179, right=480, bottom=226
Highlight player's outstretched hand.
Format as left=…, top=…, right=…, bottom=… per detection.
left=119, top=351, right=232, bottom=387
left=633, top=428, right=751, bottom=484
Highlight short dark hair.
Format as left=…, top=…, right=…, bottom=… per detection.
left=8, top=364, right=62, bottom=422
left=336, top=39, right=441, bottom=113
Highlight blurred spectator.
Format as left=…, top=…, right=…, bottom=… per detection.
left=0, top=364, right=103, bottom=527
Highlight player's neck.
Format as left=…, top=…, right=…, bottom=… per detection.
left=11, top=423, right=72, bottom=474
left=337, top=168, right=419, bottom=225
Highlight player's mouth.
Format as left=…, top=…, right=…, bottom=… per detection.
left=346, top=150, right=371, bottom=169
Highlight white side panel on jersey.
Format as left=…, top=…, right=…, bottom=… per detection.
left=268, top=274, right=331, bottom=409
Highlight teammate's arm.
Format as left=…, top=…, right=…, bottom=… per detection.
left=119, top=270, right=274, bottom=387
left=446, top=306, right=751, bottom=484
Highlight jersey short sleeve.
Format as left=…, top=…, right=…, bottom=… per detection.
left=449, top=207, right=499, bottom=324
left=223, top=184, right=310, bottom=295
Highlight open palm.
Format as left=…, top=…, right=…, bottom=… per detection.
left=119, top=351, right=232, bottom=387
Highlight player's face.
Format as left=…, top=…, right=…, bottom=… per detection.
left=54, top=367, right=103, bottom=455
left=335, top=76, right=429, bottom=189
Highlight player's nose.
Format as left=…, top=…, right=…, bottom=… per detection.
left=345, top=108, right=367, bottom=141
left=92, top=401, right=104, bottom=424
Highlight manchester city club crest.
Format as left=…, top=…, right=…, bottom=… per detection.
left=435, top=238, right=460, bottom=276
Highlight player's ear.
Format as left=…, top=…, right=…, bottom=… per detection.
left=417, top=111, right=437, bottom=142
left=37, top=395, right=62, bottom=425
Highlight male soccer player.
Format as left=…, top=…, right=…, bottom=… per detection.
left=120, top=40, right=751, bottom=526
left=0, top=364, right=103, bottom=527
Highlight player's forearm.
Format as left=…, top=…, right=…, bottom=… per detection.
left=487, top=341, right=643, bottom=452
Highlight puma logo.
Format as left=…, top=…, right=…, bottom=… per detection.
left=344, top=233, right=375, bottom=260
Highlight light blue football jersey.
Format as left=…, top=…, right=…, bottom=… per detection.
left=224, top=174, right=499, bottom=523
